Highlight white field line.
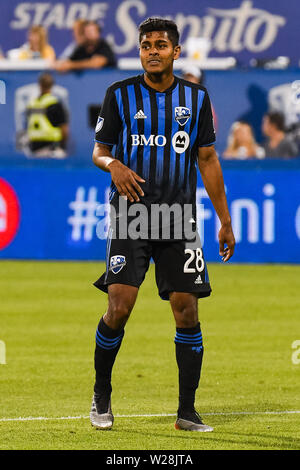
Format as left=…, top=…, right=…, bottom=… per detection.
left=0, top=410, right=300, bottom=423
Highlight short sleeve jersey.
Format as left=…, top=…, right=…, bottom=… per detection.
left=95, top=74, right=215, bottom=212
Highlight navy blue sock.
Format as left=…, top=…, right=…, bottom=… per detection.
left=94, top=316, right=124, bottom=396
left=175, top=322, right=204, bottom=413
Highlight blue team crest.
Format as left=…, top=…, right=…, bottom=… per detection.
left=175, top=107, right=191, bottom=126
left=95, top=116, right=104, bottom=133
left=109, top=255, right=126, bottom=274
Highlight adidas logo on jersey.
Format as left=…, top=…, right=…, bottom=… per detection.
left=134, top=109, right=147, bottom=119
left=194, top=275, right=203, bottom=285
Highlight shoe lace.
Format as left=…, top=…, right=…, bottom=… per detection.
left=178, top=407, right=203, bottom=423
left=194, top=410, right=204, bottom=424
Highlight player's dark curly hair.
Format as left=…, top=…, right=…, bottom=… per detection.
left=138, top=17, right=180, bottom=47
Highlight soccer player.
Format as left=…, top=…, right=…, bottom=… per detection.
left=90, top=18, right=235, bottom=432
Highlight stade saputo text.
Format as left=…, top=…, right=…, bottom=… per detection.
left=10, top=0, right=286, bottom=54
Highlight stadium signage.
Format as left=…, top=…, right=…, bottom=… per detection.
left=0, top=178, right=20, bottom=250
left=9, top=1, right=286, bottom=54
left=10, top=2, right=109, bottom=29
left=1, top=168, right=299, bottom=263
left=4, top=0, right=292, bottom=64
left=0, top=81, right=6, bottom=105
left=106, top=0, right=286, bottom=54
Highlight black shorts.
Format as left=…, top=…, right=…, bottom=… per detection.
left=94, top=231, right=211, bottom=301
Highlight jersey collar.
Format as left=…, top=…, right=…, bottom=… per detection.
left=140, top=74, right=178, bottom=94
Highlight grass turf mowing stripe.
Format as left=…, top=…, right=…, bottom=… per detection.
left=1, top=410, right=300, bottom=422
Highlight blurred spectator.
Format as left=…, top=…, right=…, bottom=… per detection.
left=59, top=19, right=87, bottom=60
left=223, top=121, right=265, bottom=159
left=181, top=64, right=205, bottom=85
left=287, top=122, right=300, bottom=156
left=181, top=64, right=218, bottom=134
left=262, top=111, right=298, bottom=158
left=26, top=73, right=68, bottom=158
left=18, top=25, right=56, bottom=60
left=54, top=21, right=116, bottom=72
left=0, top=46, right=4, bottom=59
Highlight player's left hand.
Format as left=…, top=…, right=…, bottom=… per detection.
left=218, top=223, right=235, bottom=262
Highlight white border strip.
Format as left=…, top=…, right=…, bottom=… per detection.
left=1, top=410, right=299, bottom=423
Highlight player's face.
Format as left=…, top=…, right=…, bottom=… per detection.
left=139, top=31, right=180, bottom=75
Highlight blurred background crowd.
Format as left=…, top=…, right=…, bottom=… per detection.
left=0, top=1, right=299, bottom=161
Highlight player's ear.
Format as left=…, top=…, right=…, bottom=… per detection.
left=173, top=45, right=181, bottom=60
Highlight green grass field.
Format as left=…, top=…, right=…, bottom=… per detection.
left=0, top=261, right=299, bottom=450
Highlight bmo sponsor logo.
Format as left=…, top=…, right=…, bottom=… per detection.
left=0, top=178, right=20, bottom=250
left=131, top=134, right=166, bottom=146
left=131, top=132, right=190, bottom=153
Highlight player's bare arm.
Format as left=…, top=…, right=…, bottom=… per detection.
left=92, top=142, right=145, bottom=202
left=198, top=145, right=235, bottom=262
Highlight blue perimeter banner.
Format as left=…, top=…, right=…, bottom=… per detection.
left=1, top=0, right=300, bottom=65
left=0, top=165, right=300, bottom=263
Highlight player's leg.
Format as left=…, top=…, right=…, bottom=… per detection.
left=169, top=292, right=212, bottom=431
left=153, top=239, right=213, bottom=432
left=91, top=235, right=151, bottom=429
left=90, top=284, right=138, bottom=429
left=171, top=292, right=213, bottom=432
left=170, top=292, right=202, bottom=415
left=94, top=283, right=138, bottom=396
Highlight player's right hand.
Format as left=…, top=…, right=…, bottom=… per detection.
left=218, top=222, right=235, bottom=262
left=108, top=160, right=145, bottom=202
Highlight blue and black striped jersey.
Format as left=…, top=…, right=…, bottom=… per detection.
left=95, top=74, right=215, bottom=210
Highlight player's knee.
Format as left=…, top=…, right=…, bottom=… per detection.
left=170, top=293, right=198, bottom=328
left=176, top=307, right=198, bottom=328
left=172, top=301, right=198, bottom=328
left=106, top=299, right=133, bottom=328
